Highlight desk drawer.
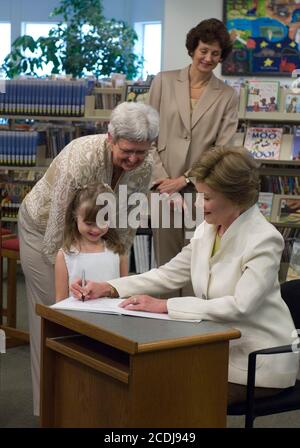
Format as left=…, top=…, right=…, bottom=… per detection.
left=46, top=335, right=129, bottom=383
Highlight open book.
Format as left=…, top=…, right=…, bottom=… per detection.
left=51, top=297, right=201, bottom=323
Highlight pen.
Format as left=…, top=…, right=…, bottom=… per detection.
left=81, top=270, right=86, bottom=302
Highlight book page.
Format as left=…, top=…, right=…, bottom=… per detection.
left=51, top=297, right=201, bottom=323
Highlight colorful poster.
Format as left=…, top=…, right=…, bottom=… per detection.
left=222, top=0, right=300, bottom=76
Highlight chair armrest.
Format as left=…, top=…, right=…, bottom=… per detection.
left=251, top=343, right=298, bottom=356
left=245, top=341, right=299, bottom=427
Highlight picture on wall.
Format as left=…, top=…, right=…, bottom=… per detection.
left=222, top=0, right=300, bottom=76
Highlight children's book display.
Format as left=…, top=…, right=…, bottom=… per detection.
left=257, top=192, right=274, bottom=221
left=246, top=80, right=280, bottom=112
left=285, top=94, right=300, bottom=114
left=244, top=127, right=283, bottom=159
left=286, top=239, right=300, bottom=280
left=271, top=195, right=300, bottom=225
left=125, top=84, right=151, bottom=103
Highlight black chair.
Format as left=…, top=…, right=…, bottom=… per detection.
left=227, top=280, right=300, bottom=428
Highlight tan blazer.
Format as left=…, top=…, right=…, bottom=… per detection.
left=147, top=66, right=239, bottom=180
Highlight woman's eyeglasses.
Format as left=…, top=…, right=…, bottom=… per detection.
left=116, top=142, right=151, bottom=157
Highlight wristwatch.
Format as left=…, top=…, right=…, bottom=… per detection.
left=184, top=174, right=192, bottom=185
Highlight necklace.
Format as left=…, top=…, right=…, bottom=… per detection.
left=189, top=65, right=211, bottom=89
left=190, top=78, right=210, bottom=89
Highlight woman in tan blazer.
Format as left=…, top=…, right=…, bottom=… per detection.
left=147, top=18, right=239, bottom=295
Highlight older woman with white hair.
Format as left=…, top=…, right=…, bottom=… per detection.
left=18, top=101, right=159, bottom=416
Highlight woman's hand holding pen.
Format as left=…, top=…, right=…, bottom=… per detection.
left=70, top=279, right=111, bottom=300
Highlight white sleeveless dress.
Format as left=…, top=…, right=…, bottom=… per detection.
left=62, top=246, right=120, bottom=284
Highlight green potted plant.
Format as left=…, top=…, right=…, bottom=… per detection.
left=2, top=0, right=142, bottom=79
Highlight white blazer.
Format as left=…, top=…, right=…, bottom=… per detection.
left=110, top=206, right=299, bottom=388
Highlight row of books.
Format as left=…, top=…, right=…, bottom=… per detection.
left=0, top=131, right=39, bottom=166
left=0, top=119, right=111, bottom=166
left=261, top=176, right=300, bottom=196
left=94, top=91, right=123, bottom=110
left=0, top=79, right=89, bottom=116
left=35, top=124, right=77, bottom=159
left=242, top=125, right=300, bottom=160
left=226, top=79, right=300, bottom=114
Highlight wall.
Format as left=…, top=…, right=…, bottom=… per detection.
left=0, top=0, right=60, bottom=42
left=163, top=0, right=293, bottom=84
left=163, top=0, right=223, bottom=73
left=0, top=0, right=164, bottom=44
left=130, top=0, right=164, bottom=23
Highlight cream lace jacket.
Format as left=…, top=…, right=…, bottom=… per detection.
left=23, top=134, right=153, bottom=264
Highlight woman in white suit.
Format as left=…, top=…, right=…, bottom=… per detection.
left=71, top=146, right=299, bottom=404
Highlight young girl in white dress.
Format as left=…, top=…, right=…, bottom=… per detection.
left=55, top=183, right=128, bottom=301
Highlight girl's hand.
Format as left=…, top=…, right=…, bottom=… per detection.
left=119, top=295, right=168, bottom=313
left=70, top=279, right=111, bottom=300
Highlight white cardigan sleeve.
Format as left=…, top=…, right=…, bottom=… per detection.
left=167, top=232, right=284, bottom=321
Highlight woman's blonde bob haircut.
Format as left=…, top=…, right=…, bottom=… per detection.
left=190, top=146, right=260, bottom=209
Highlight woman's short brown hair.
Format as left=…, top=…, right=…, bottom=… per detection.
left=186, top=18, right=233, bottom=60
left=190, top=146, right=260, bottom=209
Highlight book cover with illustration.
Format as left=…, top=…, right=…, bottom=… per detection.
left=286, top=240, right=300, bottom=281
left=125, top=85, right=150, bottom=103
left=291, top=126, right=300, bottom=161
left=285, top=94, right=300, bottom=113
left=244, top=127, right=283, bottom=160
left=257, top=192, right=274, bottom=221
left=246, top=80, right=280, bottom=112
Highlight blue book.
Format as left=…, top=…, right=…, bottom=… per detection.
left=10, top=131, right=16, bottom=165
left=10, top=80, right=17, bottom=114
left=0, top=132, right=4, bottom=164
left=292, top=127, right=300, bottom=161
left=79, top=81, right=87, bottom=116
left=55, top=81, right=61, bottom=115
left=65, top=83, right=73, bottom=116
left=16, top=80, right=24, bottom=114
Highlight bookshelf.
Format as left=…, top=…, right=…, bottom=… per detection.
left=0, top=81, right=126, bottom=230
left=236, top=86, right=300, bottom=280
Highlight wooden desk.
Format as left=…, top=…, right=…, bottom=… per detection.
left=36, top=304, right=240, bottom=428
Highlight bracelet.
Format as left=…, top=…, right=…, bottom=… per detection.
left=109, top=284, right=119, bottom=298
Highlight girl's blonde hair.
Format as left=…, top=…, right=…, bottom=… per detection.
left=63, top=182, right=125, bottom=255
left=191, top=146, right=260, bottom=209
